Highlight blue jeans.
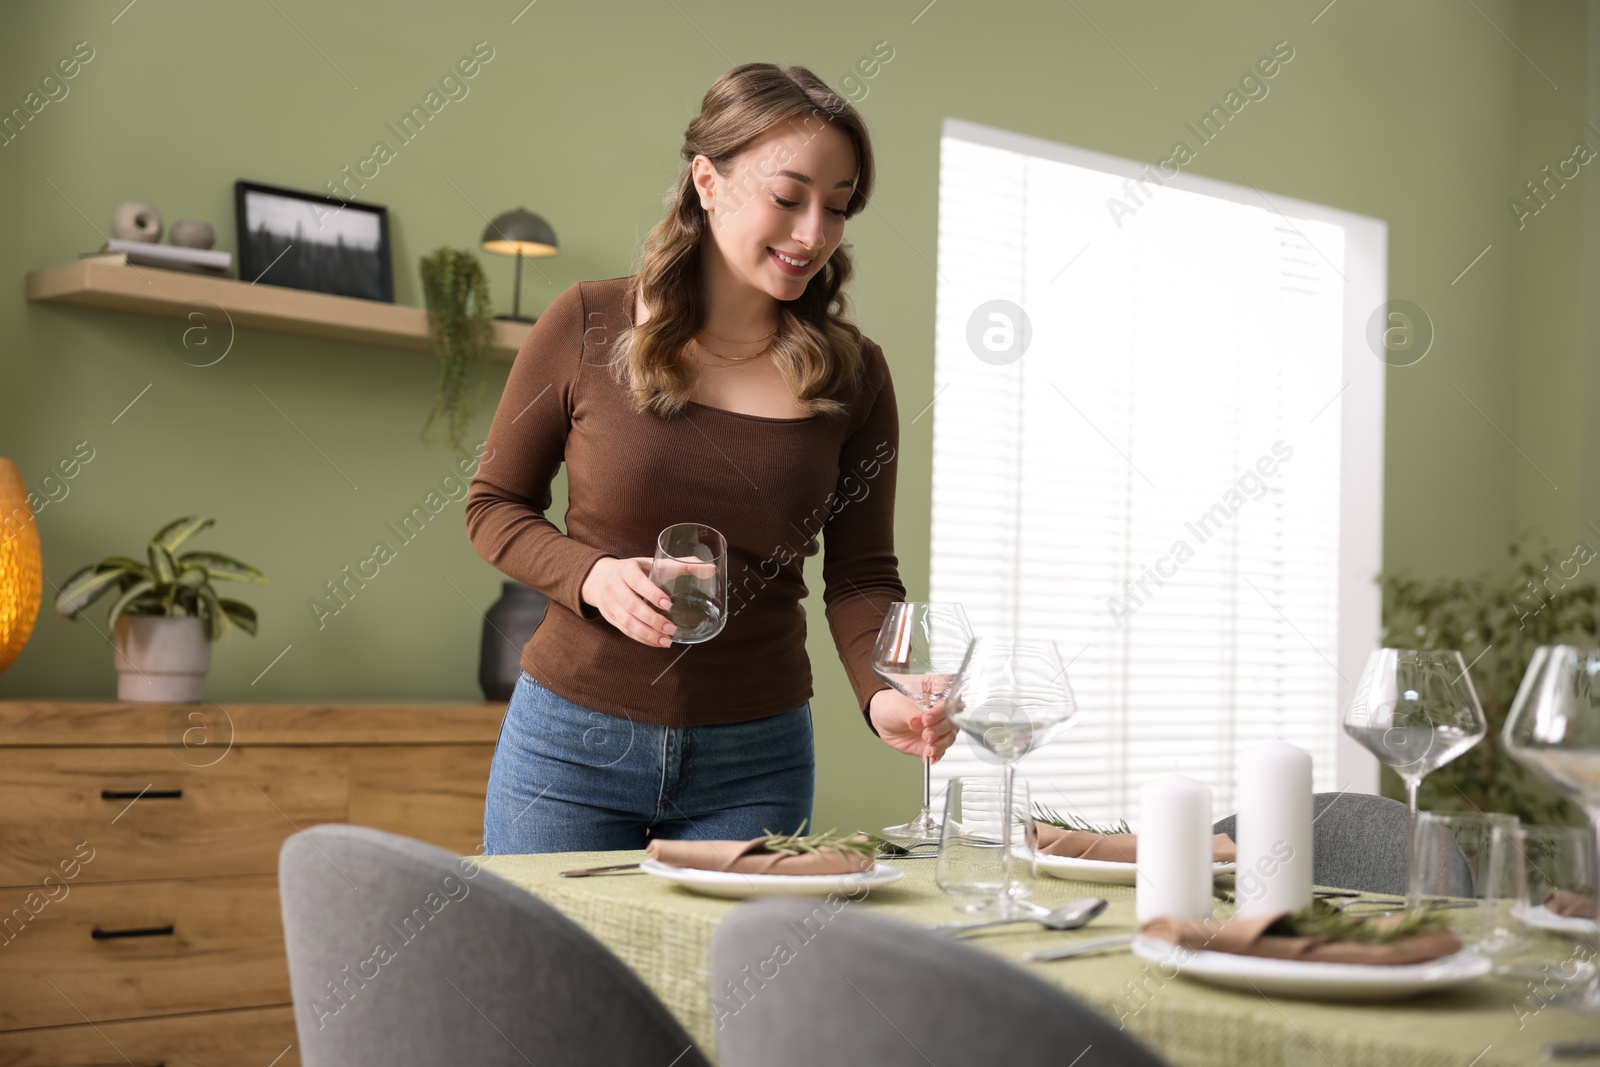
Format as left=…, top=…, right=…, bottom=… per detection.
left=483, top=671, right=816, bottom=854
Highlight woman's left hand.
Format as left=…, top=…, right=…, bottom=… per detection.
left=868, top=688, right=959, bottom=760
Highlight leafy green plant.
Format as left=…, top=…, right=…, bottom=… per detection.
left=1270, top=898, right=1450, bottom=944
left=1032, top=803, right=1131, bottom=835
left=1377, top=533, right=1597, bottom=826
left=53, top=516, right=267, bottom=640
left=760, top=820, right=877, bottom=859
left=419, top=246, right=494, bottom=458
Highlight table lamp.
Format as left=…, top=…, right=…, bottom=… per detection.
left=480, top=207, right=559, bottom=322
left=0, top=458, right=42, bottom=673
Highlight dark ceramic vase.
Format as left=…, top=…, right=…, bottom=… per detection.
left=478, top=581, right=549, bottom=702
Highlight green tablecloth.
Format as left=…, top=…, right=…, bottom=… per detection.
left=477, top=851, right=1599, bottom=1066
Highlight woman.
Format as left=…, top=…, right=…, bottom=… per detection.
left=468, top=62, right=956, bottom=854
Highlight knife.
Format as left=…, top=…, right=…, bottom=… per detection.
left=1544, top=1039, right=1600, bottom=1059
left=559, top=863, right=643, bottom=877
left=1025, top=933, right=1136, bottom=961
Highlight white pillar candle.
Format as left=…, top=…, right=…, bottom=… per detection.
left=1136, top=774, right=1214, bottom=924
left=1233, top=740, right=1314, bottom=918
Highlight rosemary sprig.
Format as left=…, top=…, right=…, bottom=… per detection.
left=759, top=819, right=877, bottom=859
left=1268, top=898, right=1452, bottom=944
left=1032, top=803, right=1131, bottom=836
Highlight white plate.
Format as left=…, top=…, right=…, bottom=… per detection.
left=639, top=858, right=905, bottom=899
left=1033, top=853, right=1235, bottom=886
left=1513, top=901, right=1598, bottom=936
left=1130, top=935, right=1492, bottom=1001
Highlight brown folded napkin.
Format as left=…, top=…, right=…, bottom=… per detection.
left=1141, top=912, right=1462, bottom=965
left=1033, top=823, right=1238, bottom=864
left=1545, top=888, right=1598, bottom=919
left=645, top=836, right=875, bottom=876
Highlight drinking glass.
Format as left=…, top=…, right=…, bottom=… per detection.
left=1518, top=825, right=1598, bottom=930
left=1407, top=811, right=1522, bottom=959
left=648, top=524, right=727, bottom=644
left=1503, top=645, right=1600, bottom=1010
left=871, top=602, right=974, bottom=840
left=1342, top=648, right=1487, bottom=861
left=935, top=777, right=1036, bottom=911
left=1498, top=825, right=1598, bottom=992
left=943, top=638, right=1076, bottom=920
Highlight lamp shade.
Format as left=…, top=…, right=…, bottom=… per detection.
left=0, top=459, right=42, bottom=673
left=480, top=208, right=559, bottom=257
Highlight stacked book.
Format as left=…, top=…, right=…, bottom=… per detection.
left=82, top=240, right=233, bottom=277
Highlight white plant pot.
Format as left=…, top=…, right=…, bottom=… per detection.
left=113, top=615, right=211, bottom=703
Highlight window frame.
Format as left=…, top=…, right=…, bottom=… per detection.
left=933, top=117, right=1387, bottom=797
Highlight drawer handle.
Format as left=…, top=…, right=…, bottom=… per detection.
left=91, top=924, right=175, bottom=940
left=101, top=788, right=183, bottom=800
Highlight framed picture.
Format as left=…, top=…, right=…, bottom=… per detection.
left=233, top=180, right=393, bottom=302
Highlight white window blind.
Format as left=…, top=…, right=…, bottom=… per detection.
left=929, top=120, right=1381, bottom=826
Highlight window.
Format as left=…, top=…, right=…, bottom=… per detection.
left=929, top=118, right=1386, bottom=825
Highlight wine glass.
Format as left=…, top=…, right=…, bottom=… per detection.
left=1342, top=648, right=1487, bottom=857
left=871, top=602, right=973, bottom=840
left=648, top=523, right=727, bottom=644
left=943, top=637, right=1077, bottom=919
left=1503, top=645, right=1600, bottom=1010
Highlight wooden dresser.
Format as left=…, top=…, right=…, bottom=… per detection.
left=0, top=699, right=505, bottom=1067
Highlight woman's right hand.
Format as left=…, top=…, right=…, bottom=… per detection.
left=580, top=556, right=678, bottom=648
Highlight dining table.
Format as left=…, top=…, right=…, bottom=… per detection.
left=475, top=849, right=1599, bottom=1067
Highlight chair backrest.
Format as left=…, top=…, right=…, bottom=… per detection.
left=710, top=897, right=1169, bottom=1067
left=1214, top=791, right=1472, bottom=897
left=278, top=824, right=709, bottom=1067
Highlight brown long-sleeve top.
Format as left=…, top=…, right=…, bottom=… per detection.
left=464, top=274, right=905, bottom=729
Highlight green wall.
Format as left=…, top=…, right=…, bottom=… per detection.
left=1515, top=2, right=1600, bottom=546
left=2, top=0, right=1594, bottom=835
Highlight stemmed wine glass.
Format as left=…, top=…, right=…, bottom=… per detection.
left=871, top=602, right=973, bottom=840
left=943, top=637, right=1077, bottom=919
left=1503, top=645, right=1600, bottom=1011
left=1342, top=648, right=1487, bottom=857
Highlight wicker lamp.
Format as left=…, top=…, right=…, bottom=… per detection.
left=0, top=459, right=42, bottom=672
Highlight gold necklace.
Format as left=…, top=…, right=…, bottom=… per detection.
left=691, top=335, right=770, bottom=365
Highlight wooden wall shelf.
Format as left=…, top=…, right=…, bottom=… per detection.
left=25, top=258, right=532, bottom=362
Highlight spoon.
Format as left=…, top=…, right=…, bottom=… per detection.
left=933, top=897, right=1108, bottom=936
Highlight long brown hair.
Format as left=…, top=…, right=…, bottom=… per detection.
left=607, top=63, right=877, bottom=419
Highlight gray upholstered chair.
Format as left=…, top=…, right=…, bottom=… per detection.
left=278, top=824, right=709, bottom=1067
left=1214, top=791, right=1472, bottom=897
left=710, top=897, right=1169, bottom=1067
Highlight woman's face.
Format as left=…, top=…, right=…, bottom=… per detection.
left=693, top=118, right=858, bottom=302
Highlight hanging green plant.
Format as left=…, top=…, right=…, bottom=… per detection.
left=419, top=246, right=495, bottom=458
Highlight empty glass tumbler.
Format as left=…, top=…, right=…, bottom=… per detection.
left=648, top=523, right=728, bottom=644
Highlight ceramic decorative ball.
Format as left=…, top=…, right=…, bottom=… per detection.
left=170, top=220, right=215, bottom=249
left=111, top=201, right=163, bottom=243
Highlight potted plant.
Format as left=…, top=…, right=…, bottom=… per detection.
left=54, top=516, right=267, bottom=702
left=419, top=246, right=494, bottom=459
